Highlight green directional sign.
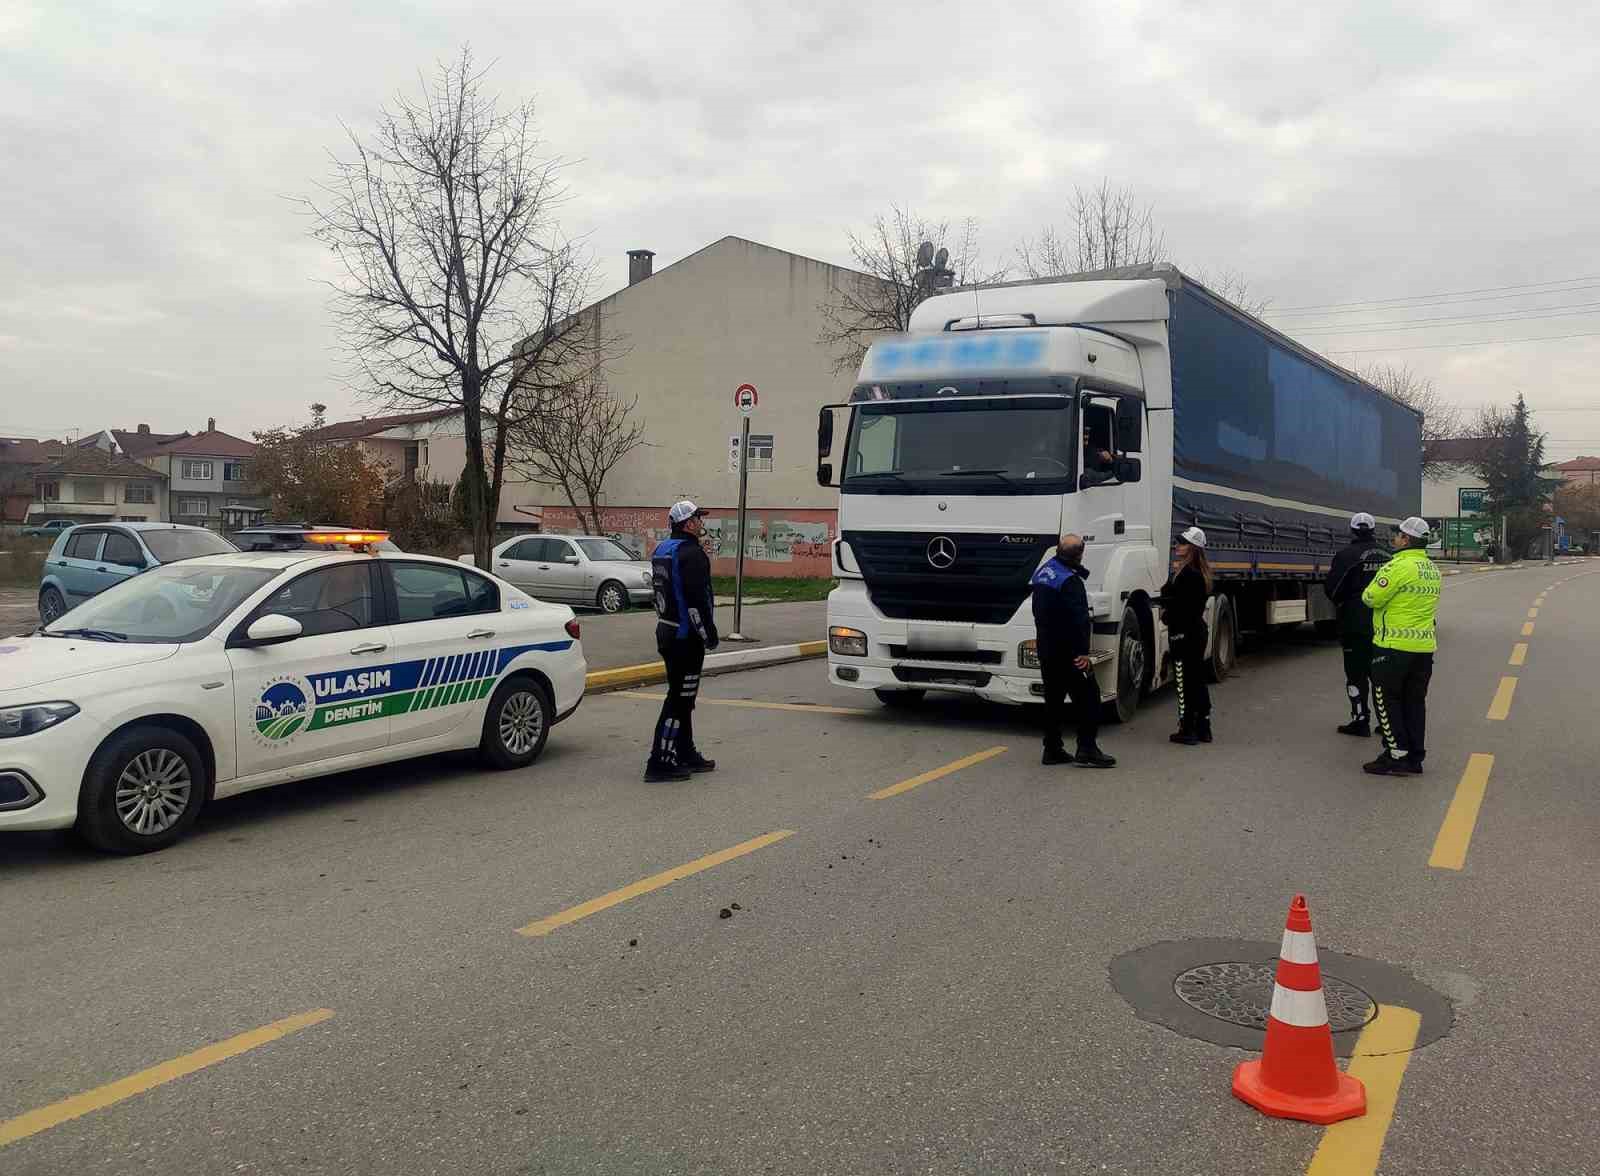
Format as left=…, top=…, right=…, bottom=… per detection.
left=1458, top=487, right=1487, bottom=514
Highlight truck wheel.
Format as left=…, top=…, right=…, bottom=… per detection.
left=874, top=688, right=925, bottom=709
left=1105, top=605, right=1148, bottom=724
left=1208, top=602, right=1237, bottom=683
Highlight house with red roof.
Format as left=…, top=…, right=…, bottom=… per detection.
left=134, top=418, right=268, bottom=529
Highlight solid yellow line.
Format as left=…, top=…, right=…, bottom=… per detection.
left=1428, top=753, right=1494, bottom=870
left=1306, top=1005, right=1422, bottom=1175
left=1509, top=643, right=1528, bottom=667
left=869, top=746, right=1008, bottom=800
left=1487, top=676, right=1518, bottom=721
left=1527, top=607, right=1538, bottom=618
left=614, top=691, right=871, bottom=716
left=516, top=830, right=795, bottom=937
left=1521, top=621, right=1535, bottom=636
left=0, top=1009, right=334, bottom=1148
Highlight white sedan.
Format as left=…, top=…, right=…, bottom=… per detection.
left=465, top=535, right=653, bottom=613
left=0, top=545, right=586, bottom=853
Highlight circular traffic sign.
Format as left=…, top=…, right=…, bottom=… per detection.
left=735, top=383, right=758, bottom=415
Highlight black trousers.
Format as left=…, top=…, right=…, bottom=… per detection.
left=1371, top=649, right=1433, bottom=762
left=1340, top=632, right=1373, bottom=722
left=1173, top=627, right=1211, bottom=727
left=649, top=629, right=705, bottom=767
left=1041, top=652, right=1100, bottom=752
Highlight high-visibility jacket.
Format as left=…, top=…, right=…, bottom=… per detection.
left=1361, top=547, right=1440, bottom=652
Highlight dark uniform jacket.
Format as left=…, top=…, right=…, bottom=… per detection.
left=651, top=534, right=718, bottom=646
left=1323, top=536, right=1387, bottom=636
left=1159, top=565, right=1208, bottom=636
left=1030, top=556, right=1092, bottom=658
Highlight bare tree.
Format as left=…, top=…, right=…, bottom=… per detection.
left=1359, top=362, right=1465, bottom=479
left=1018, top=180, right=1269, bottom=314
left=301, top=48, right=597, bottom=567
left=817, top=206, right=1003, bottom=376
left=509, top=343, right=646, bottom=536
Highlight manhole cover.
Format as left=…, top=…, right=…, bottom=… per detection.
left=1173, top=961, right=1377, bottom=1032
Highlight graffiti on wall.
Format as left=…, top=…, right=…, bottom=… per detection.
left=539, top=505, right=836, bottom=574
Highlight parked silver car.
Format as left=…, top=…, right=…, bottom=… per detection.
left=461, top=534, right=652, bottom=613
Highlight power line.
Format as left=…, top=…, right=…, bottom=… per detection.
left=1269, top=282, right=1600, bottom=319
left=1323, top=330, right=1600, bottom=354
left=1268, top=274, right=1600, bottom=314
left=1289, top=301, right=1600, bottom=336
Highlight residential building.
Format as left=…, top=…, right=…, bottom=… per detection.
left=23, top=447, right=167, bottom=525
left=1, top=437, right=66, bottom=522
left=1421, top=438, right=1496, bottom=558
left=113, top=424, right=190, bottom=457
left=1553, top=456, right=1600, bottom=486
left=136, top=420, right=268, bottom=530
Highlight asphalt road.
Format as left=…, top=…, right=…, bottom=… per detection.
left=2, top=560, right=1595, bottom=1175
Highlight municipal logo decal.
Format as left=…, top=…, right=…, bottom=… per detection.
left=255, top=676, right=312, bottom=742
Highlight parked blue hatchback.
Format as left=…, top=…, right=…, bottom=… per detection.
left=37, top=522, right=238, bottom=623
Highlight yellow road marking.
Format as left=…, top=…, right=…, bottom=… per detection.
left=1521, top=621, right=1535, bottom=636
left=614, top=691, right=871, bottom=717
left=517, top=830, right=795, bottom=937
left=0, top=1009, right=334, bottom=1148
left=795, top=640, right=827, bottom=656
left=1306, top=1005, right=1422, bottom=1175
left=869, top=746, right=1008, bottom=800
left=586, top=661, right=667, bottom=689
left=1527, top=607, right=1538, bottom=618
left=1509, top=643, right=1528, bottom=666
left=1487, top=676, right=1517, bottom=721
left=1428, top=753, right=1494, bottom=870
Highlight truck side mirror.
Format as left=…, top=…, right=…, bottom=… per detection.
left=1114, top=456, right=1142, bottom=483
left=817, top=462, right=834, bottom=487
left=1115, top=398, right=1143, bottom=453
left=817, top=407, right=835, bottom=457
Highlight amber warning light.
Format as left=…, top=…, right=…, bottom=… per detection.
left=305, top=531, right=390, bottom=550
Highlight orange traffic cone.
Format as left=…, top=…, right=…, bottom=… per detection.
left=1232, top=894, right=1366, bottom=1124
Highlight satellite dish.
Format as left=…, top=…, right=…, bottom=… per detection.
left=933, top=247, right=950, bottom=270
left=916, top=241, right=935, bottom=267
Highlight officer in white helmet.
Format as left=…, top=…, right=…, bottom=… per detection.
left=1159, top=525, right=1215, bottom=745
left=1322, top=512, right=1388, bottom=737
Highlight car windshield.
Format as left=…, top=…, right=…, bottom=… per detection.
left=142, top=528, right=238, bottom=562
left=842, top=396, right=1075, bottom=494
left=40, top=563, right=277, bottom=644
left=572, top=537, right=637, bottom=561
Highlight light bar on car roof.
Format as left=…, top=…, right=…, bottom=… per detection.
left=304, top=531, right=390, bottom=546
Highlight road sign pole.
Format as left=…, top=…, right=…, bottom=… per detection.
left=728, top=416, right=753, bottom=641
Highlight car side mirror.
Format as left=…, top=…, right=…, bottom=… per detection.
left=562, top=555, right=580, bottom=565
left=1114, top=456, right=1142, bottom=483
left=817, top=462, right=834, bottom=487
left=244, top=613, right=303, bottom=646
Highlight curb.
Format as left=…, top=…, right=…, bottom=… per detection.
left=585, top=639, right=827, bottom=694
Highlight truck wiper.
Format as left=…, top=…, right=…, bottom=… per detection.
left=939, top=468, right=1020, bottom=486
left=46, top=627, right=128, bottom=642
left=846, top=471, right=913, bottom=486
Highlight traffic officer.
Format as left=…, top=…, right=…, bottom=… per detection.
left=1361, top=516, right=1441, bottom=776
left=1323, top=512, right=1388, bottom=737
left=1030, top=534, right=1115, bottom=768
left=1161, top=526, right=1214, bottom=745
left=644, top=500, right=719, bottom=782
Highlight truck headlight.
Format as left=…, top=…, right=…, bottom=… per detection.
left=0, top=702, right=79, bottom=738
left=1017, top=640, right=1040, bottom=669
left=829, top=626, right=867, bottom=657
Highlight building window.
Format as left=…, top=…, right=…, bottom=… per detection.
left=125, top=482, right=154, bottom=504
left=748, top=433, right=775, bottom=473
left=223, top=461, right=246, bottom=482
left=182, top=460, right=214, bottom=480
left=37, top=480, right=60, bottom=502
left=179, top=497, right=209, bottom=516
left=75, top=479, right=108, bottom=503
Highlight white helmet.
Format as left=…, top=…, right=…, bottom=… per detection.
left=1399, top=516, right=1431, bottom=539
left=1180, top=526, right=1207, bottom=549
left=1350, top=512, right=1376, bottom=531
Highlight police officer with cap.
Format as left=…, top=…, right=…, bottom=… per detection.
left=644, top=500, right=719, bottom=782
left=1030, top=533, right=1115, bottom=768
left=1323, top=512, right=1388, bottom=737
left=1361, top=516, right=1440, bottom=776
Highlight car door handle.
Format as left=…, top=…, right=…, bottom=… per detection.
left=348, top=642, right=387, bottom=655
left=96, top=565, right=107, bottom=572
left=497, top=562, right=511, bottom=568
left=538, top=564, right=551, bottom=569
left=466, top=628, right=495, bottom=639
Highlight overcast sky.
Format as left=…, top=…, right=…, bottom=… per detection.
left=3, top=0, right=1597, bottom=459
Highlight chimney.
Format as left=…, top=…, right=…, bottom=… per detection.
left=137, top=423, right=150, bottom=434
left=627, top=249, right=655, bottom=286
left=207, top=416, right=216, bottom=432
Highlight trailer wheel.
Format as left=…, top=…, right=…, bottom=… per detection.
left=1105, top=605, right=1149, bottom=724
left=1208, top=600, right=1237, bottom=683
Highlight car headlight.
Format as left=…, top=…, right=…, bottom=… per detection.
left=829, top=626, right=868, bottom=657
left=639, top=570, right=653, bottom=586
left=1017, top=640, right=1040, bottom=669
left=0, top=702, right=79, bottom=738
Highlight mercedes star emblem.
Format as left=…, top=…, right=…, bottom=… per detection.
left=926, top=536, right=958, bottom=569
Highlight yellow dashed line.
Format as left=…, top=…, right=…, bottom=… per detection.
left=1487, top=676, right=1517, bottom=721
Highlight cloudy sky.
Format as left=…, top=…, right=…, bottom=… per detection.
left=3, top=0, right=1597, bottom=460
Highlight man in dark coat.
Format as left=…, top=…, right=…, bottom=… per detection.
left=1323, top=512, right=1388, bottom=737
left=1031, top=534, right=1116, bottom=768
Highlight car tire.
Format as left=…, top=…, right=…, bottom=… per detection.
left=873, top=688, right=925, bottom=709
left=77, top=726, right=206, bottom=854
left=39, top=586, right=66, bottom=624
left=597, top=580, right=628, bottom=614
left=480, top=676, right=553, bottom=769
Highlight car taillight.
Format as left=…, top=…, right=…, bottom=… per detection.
left=565, top=618, right=581, bottom=640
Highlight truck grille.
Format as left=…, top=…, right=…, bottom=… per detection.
left=843, top=530, right=1051, bottom=624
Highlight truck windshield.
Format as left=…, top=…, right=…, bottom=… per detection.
left=841, top=397, right=1074, bottom=495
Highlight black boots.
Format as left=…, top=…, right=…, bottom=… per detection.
left=1076, top=746, right=1116, bottom=768
left=1170, top=716, right=1213, bottom=746
left=1338, top=718, right=1372, bottom=737
left=1042, top=746, right=1074, bottom=766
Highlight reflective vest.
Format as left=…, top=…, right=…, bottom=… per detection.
left=1361, top=547, right=1440, bottom=652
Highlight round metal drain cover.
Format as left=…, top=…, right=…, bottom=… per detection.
left=1173, top=961, right=1376, bottom=1032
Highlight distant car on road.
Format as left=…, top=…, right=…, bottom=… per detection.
left=22, top=520, right=76, bottom=539
left=38, top=522, right=237, bottom=624
left=0, top=535, right=585, bottom=853
left=461, top=534, right=652, bottom=614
